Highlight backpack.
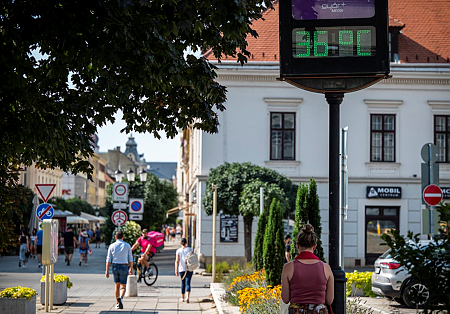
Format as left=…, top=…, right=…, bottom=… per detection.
left=80, top=238, right=87, bottom=250
left=185, top=250, right=198, bottom=272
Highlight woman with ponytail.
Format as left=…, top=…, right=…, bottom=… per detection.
left=281, top=224, right=334, bottom=314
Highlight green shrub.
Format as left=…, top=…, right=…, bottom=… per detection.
left=206, top=264, right=212, bottom=273
left=345, top=271, right=376, bottom=297
left=231, top=262, right=241, bottom=272
left=0, top=286, right=37, bottom=300
left=217, top=261, right=229, bottom=273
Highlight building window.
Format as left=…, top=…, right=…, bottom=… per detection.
left=370, top=114, right=395, bottom=162
left=99, top=180, right=106, bottom=189
left=99, top=164, right=106, bottom=173
left=435, top=115, right=450, bottom=163
left=270, top=112, right=295, bottom=160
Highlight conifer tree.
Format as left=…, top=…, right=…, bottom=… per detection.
left=290, top=183, right=308, bottom=259
left=253, top=206, right=268, bottom=271
left=290, top=178, right=324, bottom=261
left=262, top=198, right=285, bottom=286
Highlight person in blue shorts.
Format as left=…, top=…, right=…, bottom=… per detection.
left=105, top=231, right=133, bottom=310
left=34, top=228, right=43, bottom=268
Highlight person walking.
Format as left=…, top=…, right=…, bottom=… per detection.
left=78, top=230, right=90, bottom=266
left=95, top=227, right=101, bottom=248
left=285, top=234, right=292, bottom=263
left=281, top=224, right=334, bottom=314
left=18, top=229, right=30, bottom=268
left=105, top=231, right=133, bottom=310
left=61, top=226, right=77, bottom=266
left=30, top=228, right=37, bottom=259
left=35, top=227, right=43, bottom=268
left=175, top=238, right=193, bottom=303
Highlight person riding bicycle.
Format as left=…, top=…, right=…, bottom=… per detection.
left=131, top=229, right=156, bottom=280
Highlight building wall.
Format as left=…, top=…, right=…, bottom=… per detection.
left=181, top=62, right=450, bottom=267
left=20, top=164, right=63, bottom=199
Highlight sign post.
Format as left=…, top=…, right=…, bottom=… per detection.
left=421, top=143, right=440, bottom=234
left=279, top=1, right=390, bottom=312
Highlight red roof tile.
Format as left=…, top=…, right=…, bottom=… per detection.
left=206, top=1, right=450, bottom=64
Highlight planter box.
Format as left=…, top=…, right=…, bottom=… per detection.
left=40, top=281, right=67, bottom=305
left=351, top=283, right=365, bottom=297
left=0, top=295, right=36, bottom=314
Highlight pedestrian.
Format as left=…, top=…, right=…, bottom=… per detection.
left=95, top=227, right=101, bottom=248
left=61, top=226, right=77, bottom=266
left=165, top=226, right=170, bottom=242
left=78, top=230, right=90, bottom=266
left=285, top=234, right=292, bottom=263
left=176, top=224, right=182, bottom=240
left=170, top=227, right=176, bottom=242
left=35, top=227, right=43, bottom=268
left=105, top=230, right=133, bottom=310
left=18, top=229, right=30, bottom=268
left=281, top=224, right=334, bottom=314
left=30, top=228, right=37, bottom=259
left=175, top=238, right=193, bottom=303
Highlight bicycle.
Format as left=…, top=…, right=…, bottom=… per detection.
left=133, top=254, right=158, bottom=286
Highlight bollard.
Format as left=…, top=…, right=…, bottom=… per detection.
left=125, top=275, right=138, bottom=297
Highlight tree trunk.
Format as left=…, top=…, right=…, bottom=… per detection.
left=244, top=215, right=253, bottom=262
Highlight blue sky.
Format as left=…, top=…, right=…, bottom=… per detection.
left=96, top=111, right=179, bottom=162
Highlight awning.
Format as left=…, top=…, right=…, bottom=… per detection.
left=166, top=203, right=192, bottom=217
left=67, top=215, right=89, bottom=224
left=80, top=212, right=106, bottom=223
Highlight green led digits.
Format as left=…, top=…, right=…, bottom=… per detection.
left=314, top=31, right=328, bottom=56
left=357, top=30, right=371, bottom=56
left=292, top=27, right=374, bottom=58
left=296, top=31, right=310, bottom=57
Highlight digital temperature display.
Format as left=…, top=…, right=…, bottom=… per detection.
left=292, top=26, right=375, bottom=58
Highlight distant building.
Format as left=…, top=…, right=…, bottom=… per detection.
left=147, top=162, right=177, bottom=183
left=19, top=164, right=63, bottom=198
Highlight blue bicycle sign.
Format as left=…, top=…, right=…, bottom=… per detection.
left=36, top=203, right=54, bottom=220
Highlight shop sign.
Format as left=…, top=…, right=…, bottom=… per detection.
left=442, top=187, right=450, bottom=199
left=220, top=214, right=238, bottom=243
left=367, top=186, right=401, bottom=199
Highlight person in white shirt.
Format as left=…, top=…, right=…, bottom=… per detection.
left=105, top=231, right=133, bottom=310
left=175, top=238, right=193, bottom=303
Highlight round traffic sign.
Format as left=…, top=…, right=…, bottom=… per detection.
left=112, top=210, right=128, bottom=226
left=421, top=143, right=438, bottom=163
left=115, top=184, right=127, bottom=196
left=130, top=200, right=142, bottom=212
left=36, top=203, right=54, bottom=220
left=423, top=184, right=443, bottom=206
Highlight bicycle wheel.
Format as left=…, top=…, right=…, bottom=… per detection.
left=143, top=263, right=158, bottom=286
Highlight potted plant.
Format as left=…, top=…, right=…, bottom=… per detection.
left=346, top=271, right=376, bottom=297
left=0, top=286, right=37, bottom=314
left=40, top=274, right=73, bottom=305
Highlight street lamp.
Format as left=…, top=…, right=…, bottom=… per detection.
left=140, top=168, right=148, bottom=182
left=126, top=168, right=135, bottom=182
left=115, top=169, right=124, bottom=182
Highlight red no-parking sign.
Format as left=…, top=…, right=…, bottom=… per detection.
left=423, top=184, right=443, bottom=206
left=111, top=210, right=128, bottom=226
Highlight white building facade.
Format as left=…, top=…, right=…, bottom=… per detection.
left=179, top=62, right=450, bottom=267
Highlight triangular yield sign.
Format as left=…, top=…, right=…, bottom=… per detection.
left=35, top=184, right=56, bottom=202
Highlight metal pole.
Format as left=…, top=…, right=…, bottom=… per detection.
left=50, top=263, right=54, bottom=310
left=212, top=184, right=217, bottom=283
left=45, top=265, right=50, bottom=312
left=325, top=93, right=347, bottom=314
left=260, top=187, right=264, bottom=215
left=428, top=144, right=434, bottom=235
left=340, top=126, right=348, bottom=270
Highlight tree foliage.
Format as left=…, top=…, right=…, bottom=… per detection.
left=253, top=205, right=268, bottom=272
left=381, top=202, right=450, bottom=312
left=1, top=0, right=274, bottom=180
left=203, top=162, right=296, bottom=217
left=290, top=178, right=324, bottom=261
left=203, top=162, right=295, bottom=262
left=262, top=199, right=284, bottom=287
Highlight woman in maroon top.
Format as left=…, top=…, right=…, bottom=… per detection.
left=281, top=224, right=334, bottom=314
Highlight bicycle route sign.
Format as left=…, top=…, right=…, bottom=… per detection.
left=129, top=199, right=144, bottom=214
left=36, top=203, right=54, bottom=220
left=111, top=210, right=128, bottom=226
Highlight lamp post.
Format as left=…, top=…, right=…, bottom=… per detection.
left=128, top=168, right=147, bottom=198
left=115, top=169, right=124, bottom=182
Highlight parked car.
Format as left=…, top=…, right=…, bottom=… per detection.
left=372, top=239, right=449, bottom=308
left=371, top=241, right=432, bottom=308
